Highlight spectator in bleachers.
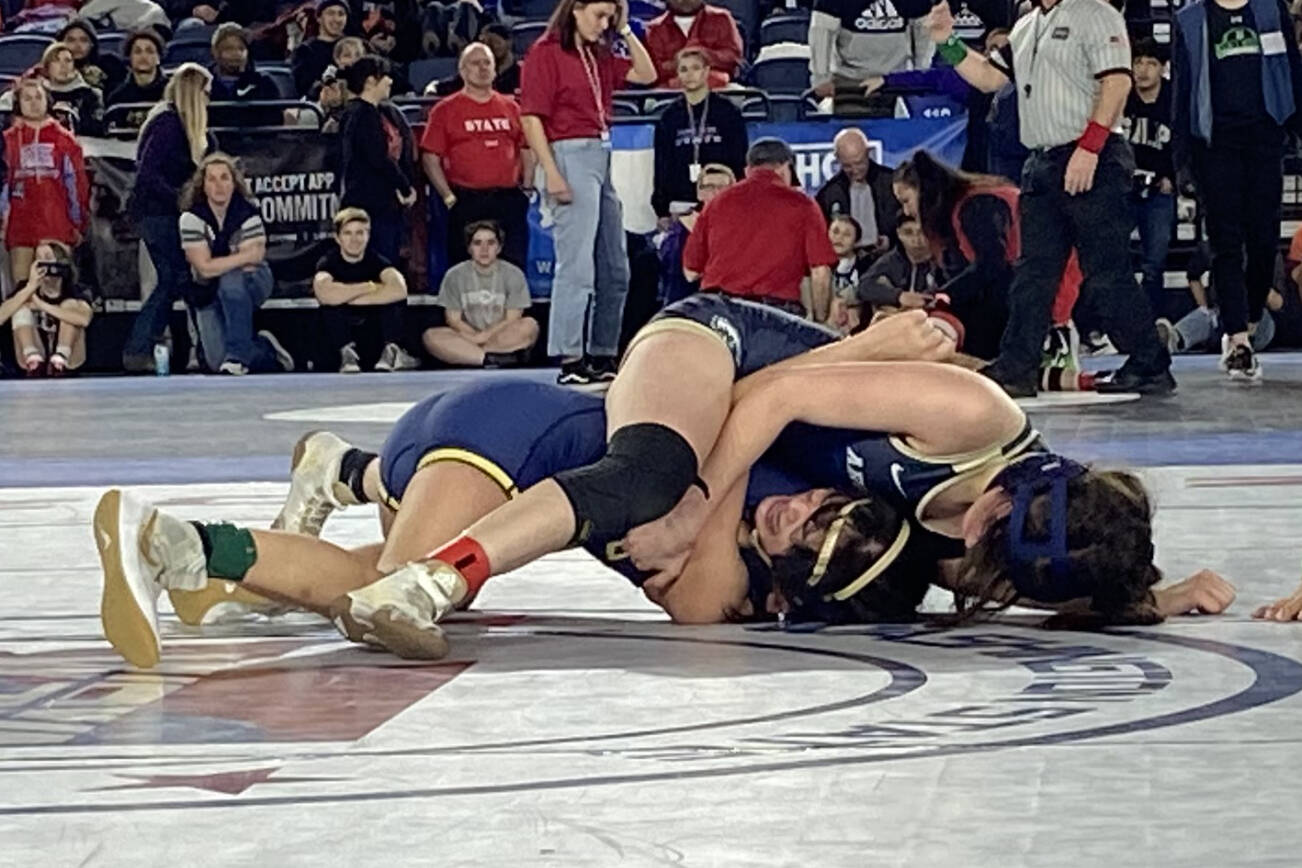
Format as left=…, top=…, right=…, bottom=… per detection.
left=429, top=23, right=523, bottom=96
left=106, top=28, right=167, bottom=123
left=1122, top=37, right=1175, bottom=322
left=168, top=0, right=267, bottom=27
left=0, top=240, right=93, bottom=376
left=58, top=18, right=127, bottom=96
left=810, top=0, right=935, bottom=108
left=421, top=42, right=532, bottom=269
left=814, top=127, right=898, bottom=260
left=208, top=23, right=279, bottom=102
left=313, top=206, right=420, bottom=373
left=651, top=46, right=747, bottom=229
left=362, top=9, right=412, bottom=95
left=855, top=214, right=937, bottom=312
left=339, top=55, right=417, bottom=265
left=656, top=161, right=733, bottom=306
left=827, top=214, right=872, bottom=293
left=43, top=42, right=105, bottom=136
left=644, top=0, right=743, bottom=88
left=178, top=152, right=294, bottom=375
left=121, top=63, right=215, bottom=373
left=520, top=0, right=658, bottom=386
left=77, top=0, right=172, bottom=34
left=424, top=219, right=540, bottom=367
left=683, top=138, right=838, bottom=320
left=288, top=63, right=346, bottom=129
left=1158, top=244, right=1299, bottom=353
left=292, top=0, right=351, bottom=97
left=333, top=35, right=366, bottom=72
left=1170, top=0, right=1302, bottom=382
left=421, top=0, right=497, bottom=60
left=0, top=77, right=90, bottom=293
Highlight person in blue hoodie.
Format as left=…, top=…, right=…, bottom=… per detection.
left=1171, top=0, right=1302, bottom=382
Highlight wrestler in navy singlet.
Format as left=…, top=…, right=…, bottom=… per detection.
left=631, top=294, right=839, bottom=377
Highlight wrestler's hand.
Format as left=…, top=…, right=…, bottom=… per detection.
left=858, top=309, right=955, bottom=362
left=1156, top=569, right=1236, bottom=617
left=1253, top=579, right=1302, bottom=621
left=641, top=553, right=690, bottom=607
left=624, top=486, right=708, bottom=571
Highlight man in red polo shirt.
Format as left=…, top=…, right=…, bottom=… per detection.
left=421, top=42, right=535, bottom=268
left=645, top=0, right=743, bottom=88
left=683, top=138, right=838, bottom=321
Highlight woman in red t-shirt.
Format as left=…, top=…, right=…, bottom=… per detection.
left=519, top=0, right=656, bottom=386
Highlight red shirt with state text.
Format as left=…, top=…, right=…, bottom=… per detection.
left=420, top=90, right=525, bottom=189
left=684, top=168, right=838, bottom=301
left=519, top=32, right=632, bottom=141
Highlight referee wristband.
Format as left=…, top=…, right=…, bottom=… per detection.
left=1078, top=121, right=1110, bottom=154
left=937, top=35, right=967, bottom=66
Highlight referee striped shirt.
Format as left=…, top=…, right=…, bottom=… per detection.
left=989, top=0, right=1132, bottom=149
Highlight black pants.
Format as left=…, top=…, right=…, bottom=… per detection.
left=447, top=186, right=529, bottom=269
left=1193, top=136, right=1284, bottom=336
left=998, top=137, right=1169, bottom=376
left=320, top=301, right=407, bottom=365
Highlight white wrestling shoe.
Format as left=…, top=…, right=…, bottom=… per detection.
left=271, top=430, right=359, bottom=537
left=327, top=561, right=468, bottom=660
left=93, top=490, right=207, bottom=668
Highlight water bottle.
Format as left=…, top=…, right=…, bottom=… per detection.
left=153, top=343, right=170, bottom=377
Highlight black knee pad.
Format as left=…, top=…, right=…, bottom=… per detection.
left=554, top=423, right=699, bottom=545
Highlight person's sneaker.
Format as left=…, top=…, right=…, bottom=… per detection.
left=218, top=360, right=248, bottom=376
left=327, top=561, right=467, bottom=659
left=1041, top=321, right=1080, bottom=372
left=339, top=342, right=361, bottom=374
left=1095, top=365, right=1177, bottom=395
left=23, top=353, right=44, bottom=377
left=259, top=329, right=295, bottom=372
left=375, top=343, right=420, bottom=372
left=47, top=352, right=68, bottom=377
left=557, top=359, right=595, bottom=386
left=1082, top=331, right=1120, bottom=357
left=1222, top=338, right=1262, bottom=383
left=1155, top=318, right=1181, bottom=355
left=271, top=430, right=359, bottom=536
left=122, top=352, right=154, bottom=374
left=168, top=580, right=292, bottom=626
left=92, top=489, right=207, bottom=668
left=980, top=360, right=1038, bottom=399
left=585, top=355, right=619, bottom=382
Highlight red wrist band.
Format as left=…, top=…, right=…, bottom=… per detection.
left=429, top=536, right=492, bottom=593
left=1078, top=121, right=1110, bottom=154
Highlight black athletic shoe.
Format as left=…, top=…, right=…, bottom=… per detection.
left=585, top=355, right=618, bottom=382
left=1095, top=365, right=1177, bottom=395
left=557, top=360, right=595, bottom=386
left=980, top=360, right=1038, bottom=399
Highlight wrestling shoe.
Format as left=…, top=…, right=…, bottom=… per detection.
left=1041, top=321, right=1080, bottom=372
left=339, top=342, right=361, bottom=374
left=168, top=580, right=290, bottom=626
left=327, top=561, right=467, bottom=660
left=1222, top=336, right=1262, bottom=383
left=271, top=430, right=360, bottom=537
left=375, top=343, right=420, bottom=372
left=93, top=489, right=207, bottom=668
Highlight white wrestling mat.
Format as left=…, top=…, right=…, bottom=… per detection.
left=1016, top=391, right=1142, bottom=410
left=3, top=465, right=1302, bottom=867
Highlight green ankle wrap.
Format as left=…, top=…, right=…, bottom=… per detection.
left=202, top=523, right=258, bottom=580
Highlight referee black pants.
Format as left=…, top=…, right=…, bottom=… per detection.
left=997, top=137, right=1170, bottom=377
left=447, top=186, right=529, bottom=269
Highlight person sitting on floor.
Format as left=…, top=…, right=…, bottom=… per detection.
left=0, top=240, right=93, bottom=376
left=423, top=220, right=540, bottom=368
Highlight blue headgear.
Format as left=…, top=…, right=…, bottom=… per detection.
left=991, top=453, right=1092, bottom=602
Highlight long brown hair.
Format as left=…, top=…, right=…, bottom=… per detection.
left=179, top=152, right=256, bottom=212
left=893, top=150, right=1012, bottom=246
left=545, top=0, right=622, bottom=52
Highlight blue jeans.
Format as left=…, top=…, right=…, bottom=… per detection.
left=192, top=264, right=280, bottom=371
left=124, top=214, right=189, bottom=359
left=1132, top=190, right=1175, bottom=317
left=368, top=210, right=405, bottom=267
left=1171, top=305, right=1275, bottom=352
left=546, top=138, right=629, bottom=359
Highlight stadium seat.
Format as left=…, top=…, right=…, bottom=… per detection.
left=260, top=65, right=295, bottom=100
left=164, top=40, right=215, bottom=65
left=98, top=31, right=127, bottom=59
left=760, top=15, right=810, bottom=47
left=512, top=21, right=547, bottom=58
left=408, top=57, right=460, bottom=94
left=749, top=57, right=810, bottom=94
left=0, top=34, right=53, bottom=76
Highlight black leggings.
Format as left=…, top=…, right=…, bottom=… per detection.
left=1193, top=137, right=1284, bottom=337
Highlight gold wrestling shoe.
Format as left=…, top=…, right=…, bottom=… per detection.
left=93, top=490, right=207, bottom=668
left=272, top=430, right=360, bottom=537
left=327, top=561, right=468, bottom=660
left=167, top=580, right=290, bottom=626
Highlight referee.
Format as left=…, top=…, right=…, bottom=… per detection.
left=926, top=0, right=1175, bottom=396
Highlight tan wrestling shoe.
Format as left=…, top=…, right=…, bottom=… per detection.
left=94, top=490, right=206, bottom=668
left=272, top=430, right=359, bottom=537
left=327, top=560, right=468, bottom=660
left=167, top=580, right=291, bottom=626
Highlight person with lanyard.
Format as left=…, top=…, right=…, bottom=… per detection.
left=651, top=45, right=748, bottom=229
left=519, top=0, right=659, bottom=388
left=925, top=0, right=1175, bottom=398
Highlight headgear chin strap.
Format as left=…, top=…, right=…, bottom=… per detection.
left=992, top=453, right=1091, bottom=602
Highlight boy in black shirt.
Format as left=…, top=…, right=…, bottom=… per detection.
left=1123, top=38, right=1176, bottom=320
left=313, top=207, right=419, bottom=373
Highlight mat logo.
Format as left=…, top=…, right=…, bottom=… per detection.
left=792, top=139, right=885, bottom=192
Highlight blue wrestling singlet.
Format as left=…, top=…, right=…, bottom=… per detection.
left=629, top=294, right=840, bottom=377
left=377, top=380, right=608, bottom=508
